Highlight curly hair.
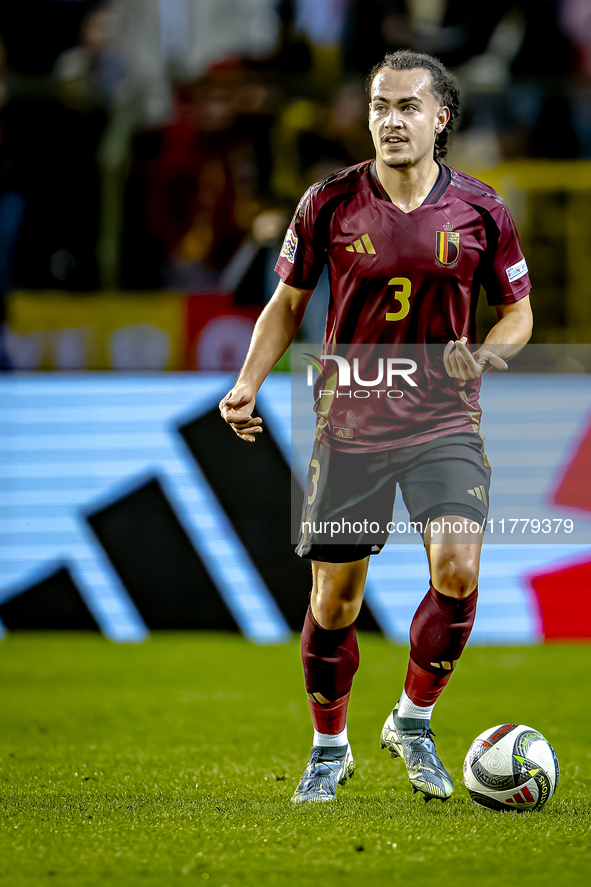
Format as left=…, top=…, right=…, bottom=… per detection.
left=367, top=50, right=461, bottom=162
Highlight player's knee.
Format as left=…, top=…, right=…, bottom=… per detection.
left=310, top=590, right=362, bottom=629
left=432, top=557, right=479, bottom=599
left=310, top=560, right=368, bottom=627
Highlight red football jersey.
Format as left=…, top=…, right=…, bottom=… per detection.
left=275, top=161, right=531, bottom=450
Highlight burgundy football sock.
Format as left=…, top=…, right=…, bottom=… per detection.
left=301, top=606, right=359, bottom=735
left=403, top=583, right=478, bottom=708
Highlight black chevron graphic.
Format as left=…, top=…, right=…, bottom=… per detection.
left=179, top=407, right=381, bottom=632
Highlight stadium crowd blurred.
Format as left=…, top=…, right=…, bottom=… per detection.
left=1, top=0, right=590, bottom=358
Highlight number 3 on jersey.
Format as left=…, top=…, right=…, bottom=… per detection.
left=386, top=277, right=412, bottom=322
left=307, top=458, right=320, bottom=505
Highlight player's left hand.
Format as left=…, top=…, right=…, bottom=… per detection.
left=444, top=338, right=508, bottom=381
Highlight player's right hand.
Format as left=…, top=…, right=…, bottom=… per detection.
left=219, top=383, right=263, bottom=443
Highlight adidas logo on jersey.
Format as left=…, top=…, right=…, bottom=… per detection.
left=346, top=234, right=376, bottom=255
left=467, top=485, right=488, bottom=506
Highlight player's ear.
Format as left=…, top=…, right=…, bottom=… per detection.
left=436, top=106, right=450, bottom=133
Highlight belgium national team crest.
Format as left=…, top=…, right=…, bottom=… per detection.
left=436, top=228, right=460, bottom=266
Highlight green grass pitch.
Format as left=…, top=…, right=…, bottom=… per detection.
left=1, top=633, right=590, bottom=886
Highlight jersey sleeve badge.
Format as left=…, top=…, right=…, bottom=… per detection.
left=279, top=229, right=298, bottom=264
left=505, top=257, right=528, bottom=283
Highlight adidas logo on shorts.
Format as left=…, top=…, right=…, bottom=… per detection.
left=467, top=485, right=487, bottom=506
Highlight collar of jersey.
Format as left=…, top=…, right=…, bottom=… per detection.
left=370, top=161, right=451, bottom=208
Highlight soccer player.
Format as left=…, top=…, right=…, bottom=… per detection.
left=219, top=50, right=532, bottom=803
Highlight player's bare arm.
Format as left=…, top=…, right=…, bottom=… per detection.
left=219, top=281, right=313, bottom=442
left=444, top=295, right=533, bottom=381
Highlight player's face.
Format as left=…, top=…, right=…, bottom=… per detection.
left=368, top=67, right=448, bottom=170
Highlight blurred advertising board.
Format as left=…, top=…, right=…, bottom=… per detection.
left=4, top=291, right=264, bottom=372
left=4, top=290, right=187, bottom=371
left=184, top=294, right=260, bottom=371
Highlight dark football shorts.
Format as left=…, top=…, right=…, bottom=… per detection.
left=295, top=431, right=491, bottom=563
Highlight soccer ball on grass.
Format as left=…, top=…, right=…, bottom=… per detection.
left=463, top=723, right=559, bottom=811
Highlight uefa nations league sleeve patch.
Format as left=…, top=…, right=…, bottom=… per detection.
left=505, top=257, right=528, bottom=282
left=280, top=229, right=298, bottom=264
